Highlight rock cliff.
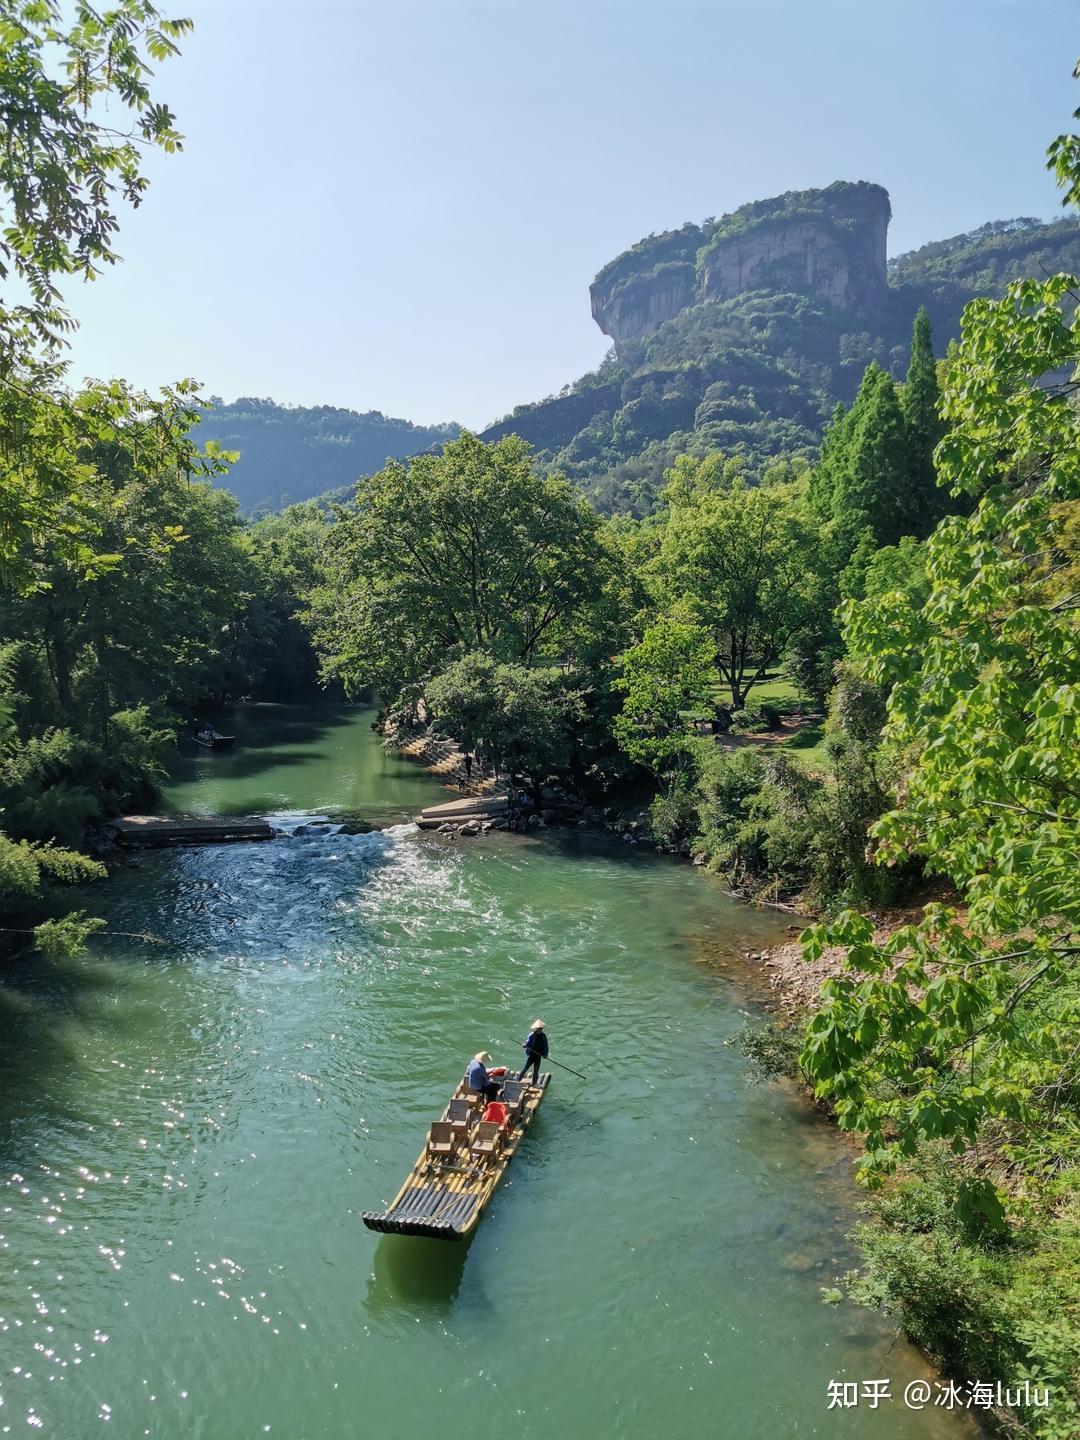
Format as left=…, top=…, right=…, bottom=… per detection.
left=488, top=204, right=1080, bottom=516
left=590, top=181, right=891, bottom=345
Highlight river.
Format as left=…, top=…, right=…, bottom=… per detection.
left=0, top=704, right=976, bottom=1439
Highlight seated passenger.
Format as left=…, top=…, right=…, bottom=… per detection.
left=465, top=1051, right=502, bottom=1102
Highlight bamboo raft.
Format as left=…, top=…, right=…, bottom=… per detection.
left=362, top=1070, right=550, bottom=1240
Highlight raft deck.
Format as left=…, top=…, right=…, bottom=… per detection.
left=362, top=1071, right=550, bottom=1240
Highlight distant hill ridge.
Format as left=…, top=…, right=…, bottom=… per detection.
left=194, top=397, right=460, bottom=514
left=203, top=186, right=1079, bottom=518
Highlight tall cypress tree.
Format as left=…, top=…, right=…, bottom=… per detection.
left=900, top=306, right=946, bottom=535
left=808, top=401, right=851, bottom=517
left=841, top=364, right=914, bottom=548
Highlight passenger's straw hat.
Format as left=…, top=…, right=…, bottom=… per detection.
left=530, top=1019, right=545, bottom=1030
left=474, top=1051, right=492, bottom=1063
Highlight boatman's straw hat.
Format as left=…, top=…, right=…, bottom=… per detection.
left=474, top=1051, right=492, bottom=1063
left=530, top=1019, right=545, bottom=1030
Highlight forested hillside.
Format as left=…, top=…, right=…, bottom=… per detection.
left=197, top=206, right=1080, bottom=523
left=193, top=397, right=460, bottom=514
left=484, top=202, right=1080, bottom=513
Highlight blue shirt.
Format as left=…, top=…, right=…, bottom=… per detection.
left=523, top=1029, right=549, bottom=1058
left=466, top=1058, right=489, bottom=1091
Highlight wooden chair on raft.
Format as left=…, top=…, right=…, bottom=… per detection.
left=445, top=1098, right=472, bottom=1135
left=427, top=1121, right=457, bottom=1160
left=470, top=1122, right=503, bottom=1160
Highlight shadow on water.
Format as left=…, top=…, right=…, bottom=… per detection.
left=171, top=703, right=371, bottom=794
left=366, top=1233, right=472, bottom=1316
left=177, top=747, right=331, bottom=785
left=188, top=703, right=362, bottom=752
left=0, top=951, right=150, bottom=1169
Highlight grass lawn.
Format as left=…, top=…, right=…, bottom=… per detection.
left=700, top=672, right=831, bottom=774
left=742, top=675, right=807, bottom=709
left=782, top=721, right=829, bottom=773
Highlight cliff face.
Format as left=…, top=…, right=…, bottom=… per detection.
left=591, top=181, right=891, bottom=345
left=490, top=199, right=1080, bottom=518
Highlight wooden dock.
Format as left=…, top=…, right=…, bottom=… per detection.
left=110, top=815, right=274, bottom=847
left=417, top=794, right=509, bottom=829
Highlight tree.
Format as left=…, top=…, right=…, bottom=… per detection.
left=0, top=1, right=193, bottom=591
left=810, top=348, right=947, bottom=554
left=1, top=381, right=249, bottom=727
left=427, top=653, right=584, bottom=808
left=800, top=268, right=1080, bottom=1186
left=897, top=306, right=948, bottom=539
left=613, top=619, right=716, bottom=772
left=0, top=0, right=191, bottom=364
left=235, top=504, right=329, bottom=698
left=900, top=307, right=945, bottom=513
left=653, top=462, right=821, bottom=708
left=307, top=432, right=611, bottom=701
left=832, top=364, right=915, bottom=548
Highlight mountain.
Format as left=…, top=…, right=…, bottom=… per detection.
left=481, top=184, right=1080, bottom=512
left=194, top=398, right=460, bottom=514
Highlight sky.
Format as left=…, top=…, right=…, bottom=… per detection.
left=63, top=0, right=1079, bottom=430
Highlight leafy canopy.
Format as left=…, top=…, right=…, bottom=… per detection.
left=307, top=432, right=611, bottom=700
left=0, top=0, right=190, bottom=363
left=800, top=266, right=1080, bottom=1186
left=652, top=461, right=822, bottom=709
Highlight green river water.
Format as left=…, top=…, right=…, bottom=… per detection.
left=0, top=704, right=977, bottom=1439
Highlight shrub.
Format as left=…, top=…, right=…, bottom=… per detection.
left=731, top=1019, right=805, bottom=1081
left=807, top=734, right=918, bottom=906
left=692, top=744, right=769, bottom=877
left=849, top=1153, right=1080, bottom=1440
left=0, top=709, right=171, bottom=845
left=758, top=703, right=783, bottom=730
left=649, top=775, right=698, bottom=850
left=729, top=706, right=767, bottom=733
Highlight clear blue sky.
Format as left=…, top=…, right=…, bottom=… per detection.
left=64, top=0, right=1077, bottom=429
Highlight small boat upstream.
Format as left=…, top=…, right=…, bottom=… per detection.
left=363, top=1068, right=551, bottom=1240
left=192, top=727, right=236, bottom=750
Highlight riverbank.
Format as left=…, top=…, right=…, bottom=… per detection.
left=733, top=895, right=1080, bottom=1440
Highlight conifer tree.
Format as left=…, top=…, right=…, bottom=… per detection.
left=807, top=401, right=850, bottom=517
left=900, top=306, right=946, bottom=534
left=830, top=363, right=914, bottom=549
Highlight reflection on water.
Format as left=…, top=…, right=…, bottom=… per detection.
left=0, top=704, right=979, bottom=1440
left=369, top=1234, right=471, bottom=1313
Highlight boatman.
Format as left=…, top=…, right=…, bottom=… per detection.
left=518, top=1019, right=548, bottom=1086
left=466, top=1051, right=502, bottom=1102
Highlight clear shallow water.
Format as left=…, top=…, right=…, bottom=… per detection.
left=166, top=702, right=438, bottom=824
left=0, top=706, right=975, bottom=1439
